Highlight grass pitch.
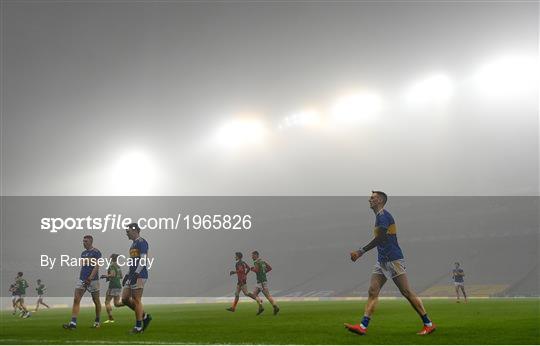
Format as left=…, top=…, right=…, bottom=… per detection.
left=1, top=299, right=538, bottom=344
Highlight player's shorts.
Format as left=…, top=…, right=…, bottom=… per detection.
left=373, top=259, right=406, bottom=279
left=106, top=288, right=122, bottom=297
left=454, top=281, right=465, bottom=287
left=37, top=294, right=43, bottom=299
left=75, top=279, right=100, bottom=293
left=124, top=278, right=147, bottom=290
left=254, top=281, right=269, bottom=291
left=237, top=279, right=247, bottom=287
left=15, top=294, right=25, bottom=300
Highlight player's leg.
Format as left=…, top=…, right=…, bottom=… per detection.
left=393, top=274, right=426, bottom=315
left=460, top=285, right=468, bottom=302
left=261, top=284, right=279, bottom=315
left=113, top=294, right=124, bottom=307
left=105, top=295, right=114, bottom=321
left=19, top=298, right=28, bottom=313
left=35, top=298, right=40, bottom=312
left=64, top=288, right=84, bottom=328
left=227, top=285, right=242, bottom=312
left=90, top=290, right=101, bottom=327
left=131, top=287, right=144, bottom=332
left=41, top=298, right=50, bottom=309
left=392, top=273, right=436, bottom=334
left=364, top=273, right=386, bottom=318
left=242, top=285, right=262, bottom=306
left=455, top=284, right=461, bottom=301
left=252, top=286, right=265, bottom=315
left=121, top=287, right=135, bottom=310
left=345, top=273, right=386, bottom=335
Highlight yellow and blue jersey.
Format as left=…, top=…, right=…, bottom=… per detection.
left=374, top=209, right=403, bottom=262
left=79, top=248, right=102, bottom=280
left=129, top=237, right=149, bottom=279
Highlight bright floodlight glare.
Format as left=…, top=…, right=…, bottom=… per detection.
left=331, top=91, right=383, bottom=124
left=110, top=151, right=158, bottom=195
left=404, top=73, right=454, bottom=106
left=473, top=55, right=538, bottom=98
left=278, top=109, right=321, bottom=130
left=215, top=118, right=267, bottom=150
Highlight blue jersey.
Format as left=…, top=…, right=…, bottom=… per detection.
left=79, top=248, right=102, bottom=281
left=453, top=269, right=465, bottom=283
left=374, top=209, right=403, bottom=262
left=129, top=237, right=149, bottom=279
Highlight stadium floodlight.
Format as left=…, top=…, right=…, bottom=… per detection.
left=278, top=109, right=321, bottom=130
left=110, top=151, right=158, bottom=195
left=215, top=117, right=267, bottom=150
left=473, top=55, right=538, bottom=98
left=403, top=73, right=454, bottom=107
left=330, top=91, right=383, bottom=125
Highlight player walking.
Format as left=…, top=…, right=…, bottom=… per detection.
left=63, top=235, right=102, bottom=329
left=35, top=279, right=50, bottom=311
left=226, top=252, right=264, bottom=314
left=122, top=222, right=152, bottom=334
left=251, top=251, right=279, bottom=315
left=101, top=254, right=124, bottom=323
left=345, top=191, right=436, bottom=336
left=452, top=262, right=467, bottom=303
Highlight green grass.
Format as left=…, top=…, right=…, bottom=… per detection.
left=1, top=299, right=539, bottom=344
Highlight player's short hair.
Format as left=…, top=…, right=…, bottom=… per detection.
left=252, top=250, right=259, bottom=256
left=83, top=235, right=93, bottom=241
left=235, top=252, right=243, bottom=259
left=17, top=272, right=23, bottom=276
left=372, top=191, right=388, bottom=205
left=111, top=254, right=119, bottom=262
left=127, top=222, right=141, bottom=232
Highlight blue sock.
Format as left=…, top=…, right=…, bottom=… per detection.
left=421, top=314, right=432, bottom=326
left=136, top=320, right=142, bottom=329
left=361, top=316, right=371, bottom=328
left=95, top=316, right=100, bottom=323
left=70, top=317, right=77, bottom=325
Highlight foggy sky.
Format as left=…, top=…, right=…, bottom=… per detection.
left=1, top=1, right=538, bottom=196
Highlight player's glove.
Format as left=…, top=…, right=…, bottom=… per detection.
left=350, top=249, right=366, bottom=262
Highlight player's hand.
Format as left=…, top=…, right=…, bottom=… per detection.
left=229, top=271, right=235, bottom=276
left=130, top=272, right=140, bottom=283
left=350, top=251, right=362, bottom=262
left=83, top=277, right=92, bottom=286
left=122, top=274, right=130, bottom=286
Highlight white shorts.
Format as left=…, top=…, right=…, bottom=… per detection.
left=75, top=279, right=100, bottom=294
left=123, top=278, right=147, bottom=290
left=15, top=295, right=25, bottom=300
left=37, top=294, right=43, bottom=299
left=106, top=288, right=122, bottom=297
left=454, top=282, right=465, bottom=287
left=373, top=259, right=407, bottom=279
left=254, top=281, right=269, bottom=291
